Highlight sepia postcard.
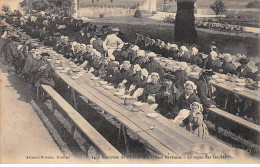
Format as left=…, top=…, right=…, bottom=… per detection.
left=0, top=0, right=259, bottom=164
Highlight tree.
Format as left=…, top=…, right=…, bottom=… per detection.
left=210, top=0, right=227, bottom=15
left=19, top=0, right=76, bottom=17
left=174, top=0, right=198, bottom=44
left=1, top=4, right=10, bottom=14
left=246, top=1, right=260, bottom=8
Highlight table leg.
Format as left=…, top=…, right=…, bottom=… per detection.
left=215, top=115, right=219, bottom=135
left=71, top=89, right=78, bottom=111
left=122, top=125, right=130, bottom=155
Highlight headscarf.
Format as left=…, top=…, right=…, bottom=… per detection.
left=137, top=50, right=146, bottom=57
left=184, top=81, right=197, bottom=91
left=192, top=47, right=198, bottom=56
left=133, top=64, right=141, bottom=74
left=141, top=68, right=149, bottom=80
left=190, top=102, right=203, bottom=112
left=151, top=72, right=160, bottom=79
left=223, top=53, right=232, bottom=63
left=120, top=61, right=131, bottom=70
left=210, top=51, right=218, bottom=60
left=147, top=52, right=156, bottom=58
left=170, top=44, right=179, bottom=50
left=132, top=45, right=139, bottom=51
left=179, top=62, right=188, bottom=70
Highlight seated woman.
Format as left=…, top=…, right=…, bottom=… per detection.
left=207, top=51, right=223, bottom=72
left=236, top=58, right=252, bottom=79
left=114, top=43, right=130, bottom=64
left=128, top=64, right=148, bottom=95
left=177, top=81, right=201, bottom=110
left=178, top=46, right=190, bottom=63
left=167, top=44, right=178, bottom=60
left=221, top=53, right=236, bottom=75
left=105, top=61, right=122, bottom=86
left=172, top=81, right=201, bottom=124
left=174, top=62, right=189, bottom=93
left=138, top=72, right=162, bottom=103
left=118, top=61, right=133, bottom=90
left=142, top=52, right=165, bottom=78
left=190, top=47, right=203, bottom=66
left=155, top=74, right=180, bottom=119
left=184, top=102, right=208, bottom=140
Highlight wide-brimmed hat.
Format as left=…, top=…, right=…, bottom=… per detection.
left=202, top=69, right=215, bottom=76
left=111, top=27, right=120, bottom=32
left=239, top=58, right=249, bottom=64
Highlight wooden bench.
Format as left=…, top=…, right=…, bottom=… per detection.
left=208, top=107, right=260, bottom=133
left=41, top=84, right=122, bottom=157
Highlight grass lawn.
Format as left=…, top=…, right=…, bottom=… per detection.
left=83, top=15, right=260, bottom=60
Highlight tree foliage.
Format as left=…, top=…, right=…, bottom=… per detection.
left=19, top=0, right=76, bottom=17
left=1, top=4, right=10, bottom=14
left=210, top=0, right=227, bottom=15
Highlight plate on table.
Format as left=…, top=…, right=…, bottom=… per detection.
left=91, top=76, right=100, bottom=80
left=60, top=70, right=68, bottom=73
left=105, top=85, right=114, bottom=90
left=212, top=75, right=219, bottom=79
left=133, top=101, right=144, bottom=107
left=47, top=59, right=53, bottom=62
left=114, top=91, right=125, bottom=96
left=56, top=67, right=64, bottom=70
left=77, top=71, right=86, bottom=74
left=77, top=73, right=84, bottom=77
left=71, top=76, right=79, bottom=80
left=237, top=82, right=246, bottom=86
left=215, top=79, right=225, bottom=83
left=99, top=81, right=108, bottom=85
left=235, top=78, right=245, bottom=83
left=234, top=87, right=244, bottom=92
left=146, top=112, right=159, bottom=118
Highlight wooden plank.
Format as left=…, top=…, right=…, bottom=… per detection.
left=208, top=107, right=260, bottom=133
left=41, top=84, right=122, bottom=157
left=55, top=72, right=175, bottom=155
left=81, top=77, right=194, bottom=154
left=76, top=77, right=192, bottom=155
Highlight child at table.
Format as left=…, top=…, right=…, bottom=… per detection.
left=185, top=102, right=208, bottom=140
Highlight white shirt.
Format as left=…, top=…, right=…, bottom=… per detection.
left=103, top=34, right=124, bottom=50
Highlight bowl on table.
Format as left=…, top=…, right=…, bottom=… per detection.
left=99, top=81, right=108, bottom=85
left=133, top=101, right=144, bottom=107
left=146, top=112, right=159, bottom=118
left=105, top=85, right=114, bottom=90
left=71, top=75, right=79, bottom=80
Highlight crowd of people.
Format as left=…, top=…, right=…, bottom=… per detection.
left=0, top=10, right=259, bottom=140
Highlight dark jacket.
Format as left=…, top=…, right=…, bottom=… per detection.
left=174, top=70, right=189, bottom=93
left=236, top=65, right=252, bottom=79
left=155, top=84, right=180, bottom=117
left=142, top=59, right=165, bottom=78
left=222, top=62, right=236, bottom=74
left=197, top=76, right=216, bottom=108
left=177, top=92, right=201, bottom=110
left=140, top=82, right=162, bottom=102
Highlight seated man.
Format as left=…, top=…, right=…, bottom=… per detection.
left=92, top=33, right=105, bottom=55
left=196, top=70, right=216, bottom=109
left=155, top=74, right=180, bottom=119
left=174, top=62, right=189, bottom=93
left=252, top=63, right=260, bottom=82
left=236, top=58, right=252, bottom=79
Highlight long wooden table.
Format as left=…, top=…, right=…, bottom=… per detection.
left=52, top=60, right=234, bottom=156
left=158, top=57, right=260, bottom=103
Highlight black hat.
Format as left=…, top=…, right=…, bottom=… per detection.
left=239, top=58, right=249, bottom=64
left=163, top=74, right=176, bottom=81
left=202, top=69, right=215, bottom=76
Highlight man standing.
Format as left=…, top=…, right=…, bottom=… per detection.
left=103, top=27, right=124, bottom=60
